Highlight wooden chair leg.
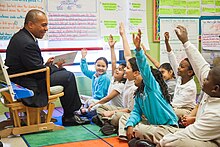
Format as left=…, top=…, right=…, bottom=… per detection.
left=12, top=109, right=21, bottom=127
left=26, top=107, right=30, bottom=125
left=46, top=103, right=55, bottom=123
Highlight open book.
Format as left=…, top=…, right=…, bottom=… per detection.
left=52, top=52, right=77, bottom=65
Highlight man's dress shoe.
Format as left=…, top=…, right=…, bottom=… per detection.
left=62, top=114, right=90, bottom=126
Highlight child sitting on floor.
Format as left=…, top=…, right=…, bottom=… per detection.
left=164, top=32, right=197, bottom=118
left=90, top=23, right=139, bottom=135
left=141, top=44, right=176, bottom=99
left=87, top=34, right=126, bottom=111
left=118, top=27, right=178, bottom=141
left=80, top=49, right=110, bottom=114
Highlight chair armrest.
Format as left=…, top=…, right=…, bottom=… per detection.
left=8, top=68, right=48, bottom=78
left=50, top=86, right=64, bottom=95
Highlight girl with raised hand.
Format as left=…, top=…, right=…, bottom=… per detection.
left=80, top=48, right=111, bottom=114
left=141, top=44, right=176, bottom=98
left=119, top=27, right=178, bottom=141
left=91, top=24, right=138, bottom=134
left=87, top=34, right=126, bottom=111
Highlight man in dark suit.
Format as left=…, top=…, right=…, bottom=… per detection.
left=5, top=9, right=88, bottom=126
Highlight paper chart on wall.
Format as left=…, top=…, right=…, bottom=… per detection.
left=100, top=0, right=150, bottom=51
left=201, top=19, right=220, bottom=50
left=127, top=0, right=149, bottom=50
left=159, top=18, right=199, bottom=64
left=0, top=0, right=45, bottom=49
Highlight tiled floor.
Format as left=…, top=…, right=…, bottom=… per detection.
left=0, top=115, right=27, bottom=147
left=1, top=136, right=27, bottom=147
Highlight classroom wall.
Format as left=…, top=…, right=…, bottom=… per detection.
left=73, top=0, right=201, bottom=96
left=146, top=0, right=160, bottom=66
left=77, top=1, right=160, bottom=96
left=0, top=1, right=201, bottom=114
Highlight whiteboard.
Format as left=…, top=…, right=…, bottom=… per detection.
left=159, top=18, right=199, bottom=64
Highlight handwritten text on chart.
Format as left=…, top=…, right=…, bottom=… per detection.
left=48, top=12, right=98, bottom=41
left=0, top=1, right=44, bottom=40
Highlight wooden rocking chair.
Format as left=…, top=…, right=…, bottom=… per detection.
left=0, top=55, right=64, bottom=138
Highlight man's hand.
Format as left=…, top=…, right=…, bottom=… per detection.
left=175, top=25, right=189, bottom=44
left=45, top=57, right=54, bottom=65
left=81, top=48, right=87, bottom=58
left=55, top=60, right=65, bottom=68
left=126, top=126, right=134, bottom=141
left=133, top=29, right=141, bottom=51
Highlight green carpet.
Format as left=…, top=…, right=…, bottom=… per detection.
left=22, top=125, right=100, bottom=147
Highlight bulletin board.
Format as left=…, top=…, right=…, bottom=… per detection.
left=153, top=0, right=220, bottom=42
left=0, top=0, right=149, bottom=52
left=159, top=17, right=199, bottom=64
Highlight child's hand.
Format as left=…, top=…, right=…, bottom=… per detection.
left=108, top=34, right=116, bottom=49
left=164, top=32, right=170, bottom=42
left=119, top=22, right=125, bottom=37
left=101, top=111, right=114, bottom=117
left=181, top=115, right=195, bottom=126
left=126, top=126, right=134, bottom=141
left=88, top=103, right=95, bottom=111
left=81, top=48, right=87, bottom=58
left=175, top=25, right=188, bottom=44
left=133, top=29, right=141, bottom=50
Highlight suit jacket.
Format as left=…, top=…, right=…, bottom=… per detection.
left=5, top=28, right=60, bottom=107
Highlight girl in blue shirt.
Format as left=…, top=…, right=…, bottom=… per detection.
left=80, top=48, right=111, bottom=114
left=124, top=28, right=178, bottom=141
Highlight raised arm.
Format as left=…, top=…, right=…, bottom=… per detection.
left=141, top=43, right=160, bottom=68
left=80, top=48, right=95, bottom=79
left=164, top=32, right=179, bottom=76
left=133, top=29, right=159, bottom=90
left=109, top=34, right=117, bottom=76
left=164, top=32, right=172, bottom=52
left=119, top=22, right=132, bottom=62
left=175, top=25, right=210, bottom=86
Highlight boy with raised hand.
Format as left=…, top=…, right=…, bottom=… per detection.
left=160, top=25, right=220, bottom=146
left=164, top=31, right=197, bottom=118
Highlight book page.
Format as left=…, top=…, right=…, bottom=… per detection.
left=52, top=52, right=77, bottom=65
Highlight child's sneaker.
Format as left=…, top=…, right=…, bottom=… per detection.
left=91, top=115, right=103, bottom=127
left=100, top=121, right=117, bottom=135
